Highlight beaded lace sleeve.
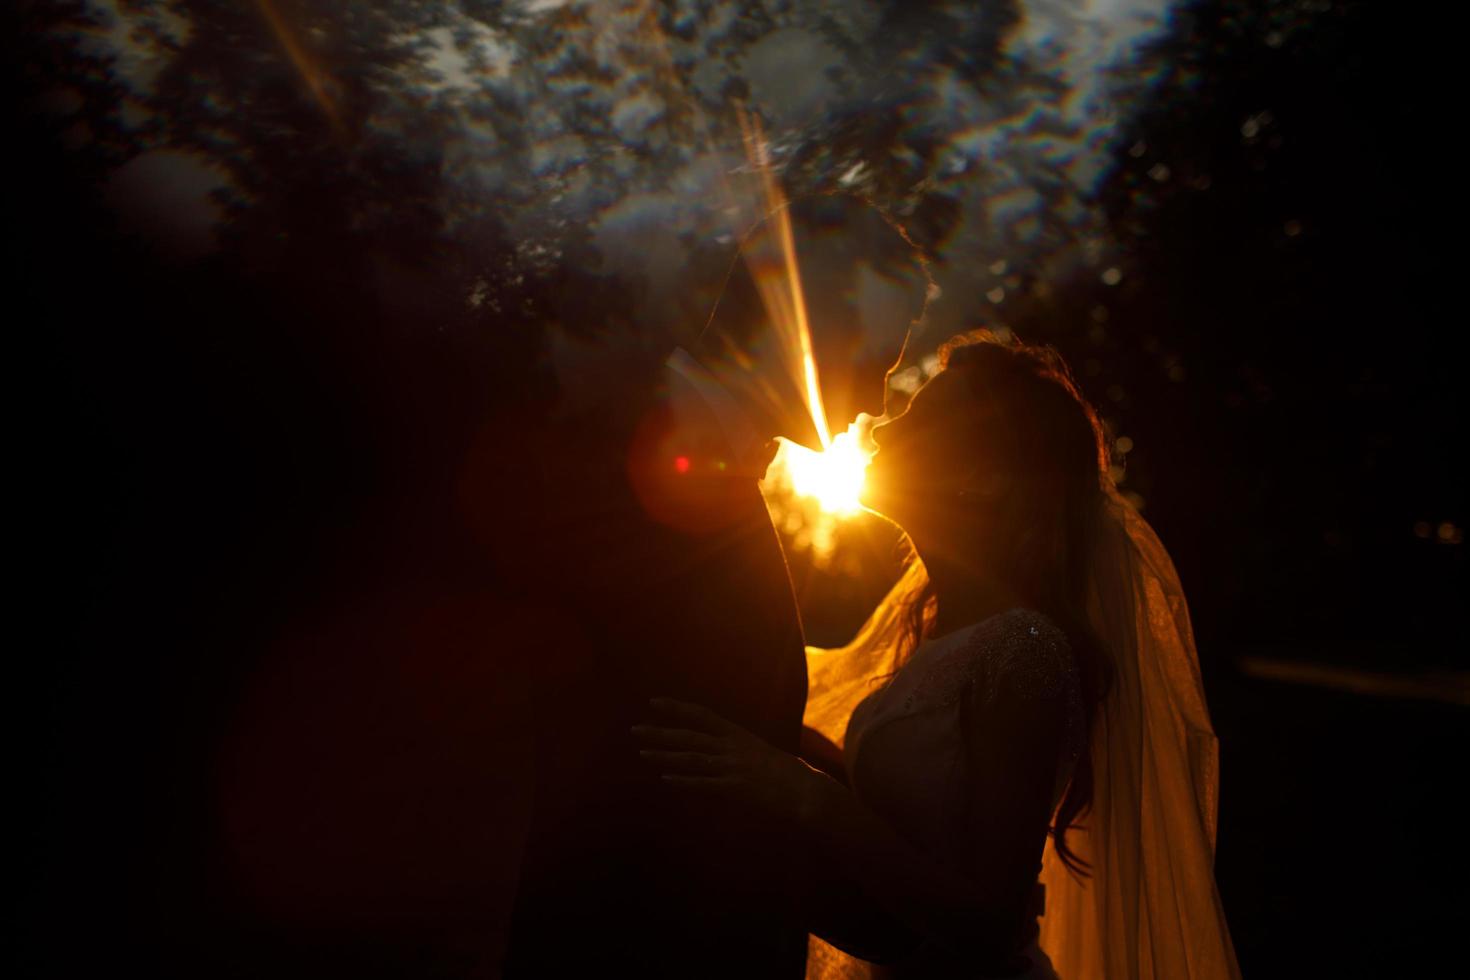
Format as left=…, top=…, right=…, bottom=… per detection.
left=977, top=609, right=1079, bottom=695
left=909, top=609, right=1081, bottom=726
left=972, top=609, right=1085, bottom=771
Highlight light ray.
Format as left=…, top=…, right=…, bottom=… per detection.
left=254, top=0, right=343, bottom=135
left=736, top=107, right=833, bottom=450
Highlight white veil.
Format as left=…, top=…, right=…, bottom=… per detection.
left=803, top=484, right=1241, bottom=979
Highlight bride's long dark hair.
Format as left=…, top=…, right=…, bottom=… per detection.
left=896, top=329, right=1115, bottom=876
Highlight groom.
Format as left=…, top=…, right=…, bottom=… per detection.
left=501, top=194, right=929, bottom=977
left=498, top=315, right=813, bottom=977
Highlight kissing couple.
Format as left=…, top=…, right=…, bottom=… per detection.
left=502, top=196, right=1240, bottom=980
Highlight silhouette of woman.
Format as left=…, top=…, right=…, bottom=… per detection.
left=635, top=330, right=1240, bottom=979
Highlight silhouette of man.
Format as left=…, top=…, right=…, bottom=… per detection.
left=500, top=194, right=930, bottom=978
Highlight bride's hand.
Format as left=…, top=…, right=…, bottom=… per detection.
left=633, top=697, right=827, bottom=825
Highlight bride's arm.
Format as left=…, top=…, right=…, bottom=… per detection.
left=635, top=682, right=1064, bottom=962
left=797, top=769, right=996, bottom=960
left=798, top=667, right=1062, bottom=962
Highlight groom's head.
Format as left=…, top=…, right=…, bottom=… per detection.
left=686, top=193, right=933, bottom=449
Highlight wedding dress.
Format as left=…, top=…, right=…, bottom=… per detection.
left=847, top=606, right=1079, bottom=979
left=804, top=487, right=1241, bottom=979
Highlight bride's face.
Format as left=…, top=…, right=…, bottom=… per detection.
left=861, top=369, right=986, bottom=528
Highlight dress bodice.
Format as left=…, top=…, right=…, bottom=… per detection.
left=836, top=608, right=1084, bottom=978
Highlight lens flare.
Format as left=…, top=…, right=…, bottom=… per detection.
left=738, top=110, right=874, bottom=519
left=735, top=113, right=885, bottom=529
left=254, top=0, right=344, bottom=136
left=736, top=107, right=834, bottom=450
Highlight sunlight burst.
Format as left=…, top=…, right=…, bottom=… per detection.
left=779, top=422, right=871, bottom=515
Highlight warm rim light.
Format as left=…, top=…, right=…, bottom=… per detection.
left=782, top=425, right=871, bottom=515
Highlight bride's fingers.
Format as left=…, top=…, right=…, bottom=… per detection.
left=637, top=749, right=731, bottom=774
left=630, top=725, right=725, bottom=753
left=647, top=697, right=738, bottom=735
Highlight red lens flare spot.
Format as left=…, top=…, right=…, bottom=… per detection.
left=674, top=455, right=691, bottom=474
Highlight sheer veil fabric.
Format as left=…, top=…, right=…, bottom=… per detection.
left=803, top=486, right=1241, bottom=979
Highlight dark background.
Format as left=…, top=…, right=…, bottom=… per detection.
left=16, top=1, right=1466, bottom=976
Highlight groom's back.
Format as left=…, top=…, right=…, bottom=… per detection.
left=499, top=381, right=809, bottom=977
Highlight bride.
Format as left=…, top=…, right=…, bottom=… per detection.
left=633, top=330, right=1240, bottom=979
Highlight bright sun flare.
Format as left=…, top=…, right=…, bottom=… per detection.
left=781, top=424, right=871, bottom=515
left=739, top=111, right=877, bottom=526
